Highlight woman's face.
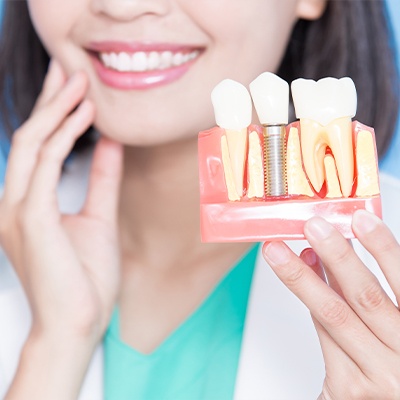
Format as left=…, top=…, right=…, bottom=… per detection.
left=27, top=0, right=324, bottom=146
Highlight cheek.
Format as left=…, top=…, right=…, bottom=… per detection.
left=27, top=0, right=83, bottom=66
left=183, top=0, right=298, bottom=79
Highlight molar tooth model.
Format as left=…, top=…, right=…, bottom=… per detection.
left=198, top=73, right=381, bottom=242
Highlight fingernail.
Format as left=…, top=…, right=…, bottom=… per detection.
left=352, top=209, right=380, bottom=234
left=305, top=217, right=335, bottom=241
left=301, top=248, right=318, bottom=267
left=263, top=242, right=291, bottom=265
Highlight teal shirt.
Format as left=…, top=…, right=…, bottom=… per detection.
left=104, top=245, right=258, bottom=400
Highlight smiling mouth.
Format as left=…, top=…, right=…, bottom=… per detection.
left=96, top=49, right=201, bottom=72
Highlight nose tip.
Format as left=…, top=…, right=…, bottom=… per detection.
left=91, top=0, right=170, bottom=22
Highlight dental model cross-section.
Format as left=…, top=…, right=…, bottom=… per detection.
left=250, top=72, right=289, bottom=196
left=211, top=79, right=252, bottom=200
left=247, top=131, right=264, bottom=198
left=356, top=130, right=380, bottom=197
left=198, top=73, right=382, bottom=242
left=286, top=127, right=314, bottom=197
left=291, top=77, right=357, bottom=197
left=324, top=154, right=342, bottom=198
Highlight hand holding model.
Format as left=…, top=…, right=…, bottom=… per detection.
left=0, top=60, right=123, bottom=399
left=264, top=213, right=400, bottom=399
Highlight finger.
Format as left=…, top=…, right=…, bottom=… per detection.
left=304, top=217, right=400, bottom=351
left=32, top=59, right=67, bottom=112
left=300, top=250, right=360, bottom=376
left=3, top=72, right=88, bottom=205
left=81, top=137, right=123, bottom=225
left=311, top=315, right=359, bottom=378
left=352, top=210, right=400, bottom=305
left=24, top=100, right=95, bottom=213
left=300, top=248, right=326, bottom=281
left=306, top=244, right=346, bottom=299
left=263, top=241, right=390, bottom=372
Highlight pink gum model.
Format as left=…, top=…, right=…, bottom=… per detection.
left=198, top=121, right=381, bottom=242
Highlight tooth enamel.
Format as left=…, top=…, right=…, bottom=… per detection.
left=172, top=52, right=184, bottom=66
left=355, top=130, right=380, bottom=197
left=286, top=127, right=314, bottom=197
left=292, top=77, right=357, bottom=197
left=117, top=52, right=131, bottom=72
left=159, top=51, right=173, bottom=69
left=212, top=79, right=252, bottom=198
left=148, top=52, right=160, bottom=70
left=132, top=52, right=147, bottom=72
left=99, top=49, right=199, bottom=72
left=247, top=131, right=264, bottom=198
left=211, top=79, right=252, bottom=130
left=100, top=53, right=111, bottom=68
left=249, top=72, right=289, bottom=125
left=324, top=154, right=342, bottom=198
left=182, top=53, right=190, bottom=63
left=291, top=77, right=357, bottom=126
left=110, top=52, right=118, bottom=69
left=189, top=51, right=198, bottom=60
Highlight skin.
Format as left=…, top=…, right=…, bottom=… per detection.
left=1, top=0, right=399, bottom=398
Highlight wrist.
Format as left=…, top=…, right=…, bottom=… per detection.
left=5, top=330, right=98, bottom=400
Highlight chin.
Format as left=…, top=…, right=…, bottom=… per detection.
left=93, top=117, right=195, bottom=147
left=92, top=103, right=215, bottom=147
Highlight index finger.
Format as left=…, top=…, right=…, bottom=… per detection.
left=32, top=59, right=67, bottom=112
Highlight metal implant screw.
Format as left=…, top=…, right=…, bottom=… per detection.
left=263, top=125, right=288, bottom=197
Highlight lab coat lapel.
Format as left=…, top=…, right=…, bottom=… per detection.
left=0, top=255, right=104, bottom=400
left=234, top=243, right=325, bottom=400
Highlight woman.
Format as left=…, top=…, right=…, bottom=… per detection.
left=0, top=0, right=399, bottom=399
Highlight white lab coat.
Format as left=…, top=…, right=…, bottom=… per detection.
left=0, top=150, right=399, bottom=400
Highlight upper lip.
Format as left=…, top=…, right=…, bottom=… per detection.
left=87, top=41, right=204, bottom=53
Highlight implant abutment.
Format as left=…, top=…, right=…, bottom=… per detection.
left=262, top=125, right=288, bottom=197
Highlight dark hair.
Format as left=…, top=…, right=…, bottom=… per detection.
left=1, top=1, right=399, bottom=156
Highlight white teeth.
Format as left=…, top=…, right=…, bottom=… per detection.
left=110, top=52, right=118, bottom=69
left=117, top=52, right=131, bottom=72
left=172, top=52, right=184, bottom=66
left=159, top=51, right=173, bottom=69
left=249, top=72, right=289, bottom=125
left=148, top=51, right=160, bottom=70
left=99, top=50, right=200, bottom=72
left=211, top=79, right=252, bottom=130
left=291, top=77, right=357, bottom=126
left=132, top=52, right=147, bottom=72
left=100, top=53, right=111, bottom=68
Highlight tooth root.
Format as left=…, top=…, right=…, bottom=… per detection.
left=300, top=117, right=355, bottom=198
left=300, top=119, right=327, bottom=193
left=356, top=130, right=380, bottom=197
left=286, top=127, right=314, bottom=197
left=225, top=128, right=247, bottom=197
left=221, top=135, right=240, bottom=201
left=326, top=117, right=354, bottom=198
left=247, top=131, right=264, bottom=198
left=324, top=154, right=342, bottom=198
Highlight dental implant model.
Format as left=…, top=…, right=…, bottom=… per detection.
left=198, top=73, right=381, bottom=242
left=250, top=72, right=289, bottom=197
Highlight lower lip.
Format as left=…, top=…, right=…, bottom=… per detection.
left=90, top=53, right=199, bottom=90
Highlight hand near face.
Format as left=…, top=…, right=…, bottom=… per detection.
left=0, top=59, right=123, bottom=344
left=263, top=211, right=400, bottom=399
